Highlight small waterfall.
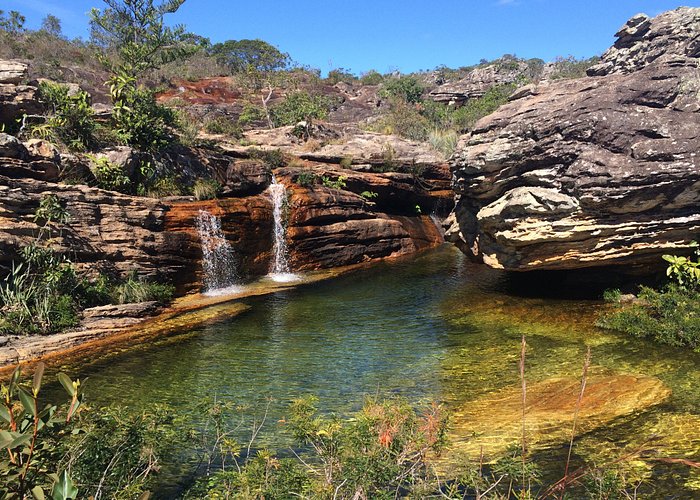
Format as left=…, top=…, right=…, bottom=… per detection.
left=195, top=210, right=240, bottom=295
left=267, top=176, right=299, bottom=282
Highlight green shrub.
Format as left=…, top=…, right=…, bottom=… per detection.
left=144, top=175, right=186, bottom=198
left=237, top=102, right=266, bottom=127
left=451, top=83, right=516, bottom=132
left=294, top=170, right=318, bottom=187
left=192, top=178, right=221, bottom=200
left=326, top=67, right=357, bottom=85
left=360, top=191, right=378, bottom=199
left=90, top=156, right=131, bottom=193
left=110, top=75, right=176, bottom=151
left=598, top=284, right=700, bottom=350
left=321, top=175, right=347, bottom=190
left=379, top=75, right=424, bottom=104
left=549, top=55, right=600, bottom=80
left=428, top=128, right=459, bottom=157
left=368, top=99, right=431, bottom=142
left=36, top=81, right=96, bottom=151
left=339, top=156, right=353, bottom=169
left=203, top=115, right=242, bottom=137
left=270, top=92, right=335, bottom=127
left=359, top=70, right=385, bottom=86
left=249, top=148, right=285, bottom=169
left=110, top=273, right=174, bottom=304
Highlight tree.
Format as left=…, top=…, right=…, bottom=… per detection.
left=210, top=39, right=290, bottom=74
left=89, top=0, right=195, bottom=150
left=40, top=14, right=62, bottom=37
left=0, top=10, right=26, bottom=34
left=89, top=0, right=194, bottom=78
left=379, top=76, right=424, bottom=104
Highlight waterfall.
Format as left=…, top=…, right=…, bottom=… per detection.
left=195, top=210, right=240, bottom=295
left=267, top=176, right=299, bottom=282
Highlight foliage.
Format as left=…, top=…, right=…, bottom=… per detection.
left=188, top=396, right=448, bottom=499
left=62, top=404, right=185, bottom=498
left=89, top=156, right=131, bottom=193
left=662, top=246, right=700, bottom=289
left=40, top=15, right=62, bottom=37
left=36, top=82, right=96, bottom=152
left=90, top=0, right=194, bottom=78
left=599, top=284, right=700, bottom=350
left=379, top=76, right=424, bottom=104
left=368, top=99, right=431, bottom=142
left=428, top=128, right=459, bottom=157
left=248, top=148, right=285, bottom=169
left=549, top=55, right=600, bottom=80
left=237, top=103, right=266, bottom=128
left=599, top=250, right=700, bottom=350
left=359, top=70, right=385, bottom=86
left=203, top=116, right=242, bottom=138
left=294, top=171, right=318, bottom=187
left=320, top=175, right=347, bottom=190
left=270, top=92, right=335, bottom=127
left=109, top=272, right=174, bottom=304
left=109, top=74, right=177, bottom=151
left=452, top=83, right=516, bottom=132
left=0, top=364, right=83, bottom=499
left=339, top=156, right=353, bottom=169
left=0, top=10, right=26, bottom=34
left=326, top=68, right=357, bottom=85
left=192, top=178, right=221, bottom=201
left=209, top=39, right=290, bottom=74
left=360, top=191, right=378, bottom=199
left=91, top=0, right=193, bottom=151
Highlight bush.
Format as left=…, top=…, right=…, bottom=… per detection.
left=359, top=70, right=385, bottom=86
left=90, top=156, right=131, bottom=193
left=36, top=81, right=96, bottom=151
left=368, top=99, right=431, bottom=142
left=110, top=273, right=174, bottom=304
left=549, top=55, right=600, bottom=80
left=203, top=115, right=242, bottom=137
left=249, top=148, right=285, bottom=169
left=379, top=75, right=424, bottom=104
left=326, top=67, right=357, bottom=85
left=270, top=92, right=335, bottom=127
left=321, top=175, right=347, bottom=190
left=451, top=83, right=516, bottom=132
left=598, top=284, right=700, bottom=350
left=192, top=178, right=221, bottom=200
left=428, top=128, right=459, bottom=157
left=237, top=103, right=266, bottom=127
left=294, top=170, right=317, bottom=187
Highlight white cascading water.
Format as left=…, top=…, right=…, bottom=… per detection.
left=267, top=176, right=299, bottom=282
left=195, top=210, right=241, bottom=295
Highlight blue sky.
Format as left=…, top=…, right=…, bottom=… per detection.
left=6, top=1, right=699, bottom=74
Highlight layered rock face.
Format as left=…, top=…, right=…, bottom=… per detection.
left=447, top=7, right=700, bottom=271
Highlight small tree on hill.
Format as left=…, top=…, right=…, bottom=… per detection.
left=90, top=0, right=197, bottom=150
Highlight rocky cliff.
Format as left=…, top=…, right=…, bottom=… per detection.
left=446, top=7, right=700, bottom=271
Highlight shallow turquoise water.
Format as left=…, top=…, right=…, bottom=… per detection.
left=48, top=245, right=700, bottom=497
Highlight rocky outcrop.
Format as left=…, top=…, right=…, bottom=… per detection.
left=429, top=59, right=530, bottom=105
left=447, top=8, right=700, bottom=271
left=275, top=167, right=445, bottom=269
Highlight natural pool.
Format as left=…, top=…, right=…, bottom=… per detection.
left=47, top=245, right=700, bottom=497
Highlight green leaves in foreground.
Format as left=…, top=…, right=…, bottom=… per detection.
left=0, top=363, right=82, bottom=500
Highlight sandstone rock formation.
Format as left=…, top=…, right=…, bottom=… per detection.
left=447, top=8, right=700, bottom=271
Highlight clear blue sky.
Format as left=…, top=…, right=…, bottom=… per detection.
left=7, top=1, right=700, bottom=74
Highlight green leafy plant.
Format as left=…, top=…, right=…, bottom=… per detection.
left=360, top=191, right=378, bottom=199
left=294, top=171, right=317, bottom=187
left=203, top=116, right=242, bottom=137
left=36, top=81, right=96, bottom=151
left=0, top=364, right=82, bottom=500
left=379, top=75, right=424, bottom=104
left=89, top=156, right=131, bottom=193
left=270, top=92, right=335, bottom=127
left=663, top=247, right=700, bottom=289
left=451, top=83, right=516, bottom=132
left=320, top=175, right=347, bottom=190
left=249, top=148, right=285, bottom=169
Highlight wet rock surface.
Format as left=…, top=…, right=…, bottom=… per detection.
left=450, top=374, right=671, bottom=458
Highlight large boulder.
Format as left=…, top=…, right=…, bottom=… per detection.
left=447, top=8, right=700, bottom=271
left=0, top=60, right=27, bottom=84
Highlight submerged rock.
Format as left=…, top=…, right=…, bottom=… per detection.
left=447, top=7, right=700, bottom=271
left=450, top=374, right=671, bottom=458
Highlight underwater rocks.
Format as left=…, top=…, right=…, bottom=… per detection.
left=450, top=374, right=671, bottom=459
left=446, top=8, right=700, bottom=271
